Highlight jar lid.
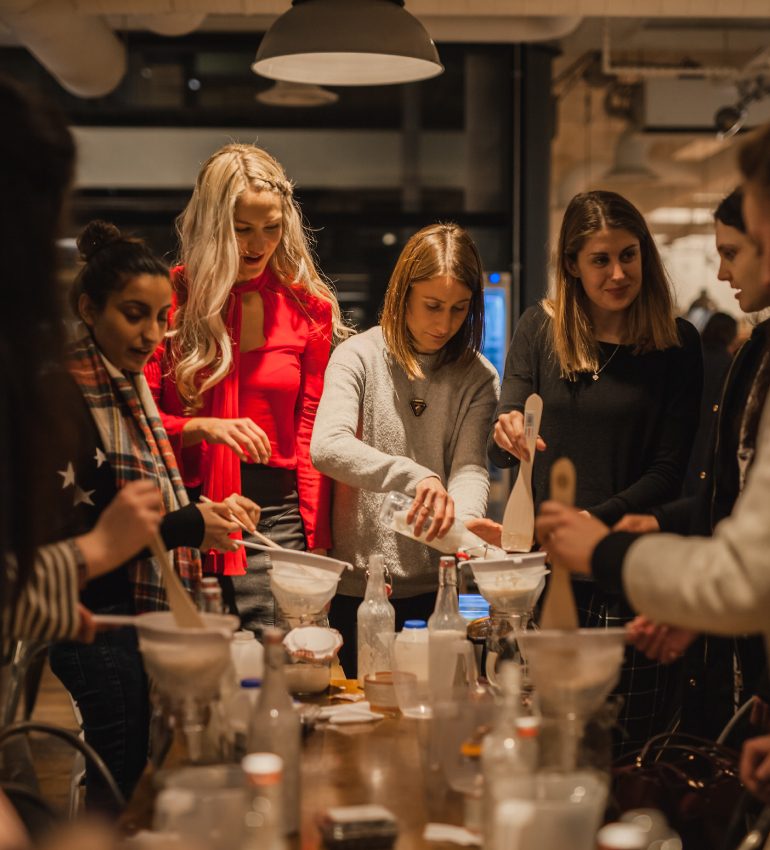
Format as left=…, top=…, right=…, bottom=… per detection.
left=403, top=619, right=427, bottom=629
left=233, top=630, right=255, bottom=642
left=596, top=823, right=647, bottom=850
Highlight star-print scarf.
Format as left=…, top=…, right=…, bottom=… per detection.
left=67, top=332, right=202, bottom=613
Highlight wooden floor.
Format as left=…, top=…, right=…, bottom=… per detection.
left=16, top=662, right=81, bottom=813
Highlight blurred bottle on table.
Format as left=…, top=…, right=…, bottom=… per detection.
left=242, top=752, right=287, bottom=850
left=231, top=629, right=264, bottom=681
left=247, top=629, right=300, bottom=835
left=481, top=663, right=539, bottom=849
left=199, top=575, right=225, bottom=613
left=428, top=557, right=473, bottom=703
left=229, top=678, right=261, bottom=759
left=357, top=553, right=395, bottom=686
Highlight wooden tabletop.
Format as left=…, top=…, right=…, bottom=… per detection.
left=300, top=713, right=465, bottom=849
left=121, top=696, right=468, bottom=849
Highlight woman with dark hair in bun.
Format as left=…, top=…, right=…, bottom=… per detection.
left=48, top=220, right=259, bottom=812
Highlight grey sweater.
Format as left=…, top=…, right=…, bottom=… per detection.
left=310, top=326, right=499, bottom=598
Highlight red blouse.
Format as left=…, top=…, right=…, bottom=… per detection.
left=146, top=267, right=333, bottom=553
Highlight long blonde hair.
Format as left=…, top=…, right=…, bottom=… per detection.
left=547, top=190, right=680, bottom=380
left=173, top=143, right=349, bottom=409
left=381, top=222, right=485, bottom=379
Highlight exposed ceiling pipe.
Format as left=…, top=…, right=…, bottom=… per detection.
left=423, top=15, right=582, bottom=43
left=602, top=17, right=743, bottom=81
left=0, top=0, right=126, bottom=97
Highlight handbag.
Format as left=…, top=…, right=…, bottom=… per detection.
left=612, top=732, right=746, bottom=850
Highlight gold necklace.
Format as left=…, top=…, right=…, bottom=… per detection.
left=592, top=343, right=621, bottom=381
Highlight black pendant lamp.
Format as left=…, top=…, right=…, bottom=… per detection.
left=252, top=0, right=444, bottom=87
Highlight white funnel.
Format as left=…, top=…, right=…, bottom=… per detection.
left=136, top=611, right=239, bottom=704
left=469, top=552, right=548, bottom=615
left=268, top=550, right=350, bottom=619
left=517, top=629, right=626, bottom=719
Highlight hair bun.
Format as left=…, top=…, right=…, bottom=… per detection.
left=77, top=220, right=121, bottom=261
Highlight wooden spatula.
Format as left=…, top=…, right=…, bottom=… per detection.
left=501, top=393, right=544, bottom=552
left=149, top=535, right=205, bottom=628
left=539, top=457, right=579, bottom=631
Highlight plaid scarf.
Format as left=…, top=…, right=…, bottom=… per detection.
left=67, top=332, right=202, bottom=613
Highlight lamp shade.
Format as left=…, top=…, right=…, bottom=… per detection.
left=252, top=0, right=444, bottom=87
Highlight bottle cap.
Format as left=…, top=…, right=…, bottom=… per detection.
left=240, top=678, right=261, bottom=688
left=403, top=619, right=427, bottom=629
left=596, top=823, right=647, bottom=850
left=242, top=752, right=283, bottom=786
left=515, top=716, right=540, bottom=738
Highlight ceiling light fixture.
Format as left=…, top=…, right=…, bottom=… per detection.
left=252, top=0, right=444, bottom=87
left=256, top=80, right=339, bottom=107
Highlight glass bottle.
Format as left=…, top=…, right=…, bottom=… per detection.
left=357, top=554, right=396, bottom=686
left=199, top=576, right=224, bottom=614
left=247, top=629, right=300, bottom=836
left=242, top=752, right=287, bottom=850
left=379, top=491, right=498, bottom=556
left=481, top=663, right=538, bottom=850
left=428, top=557, right=471, bottom=703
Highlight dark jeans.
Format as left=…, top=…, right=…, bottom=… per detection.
left=48, top=603, right=149, bottom=814
left=219, top=465, right=306, bottom=636
left=329, top=591, right=437, bottom=679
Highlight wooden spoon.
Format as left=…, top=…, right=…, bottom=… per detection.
left=539, top=457, right=579, bottom=631
left=501, top=393, right=543, bottom=552
left=149, top=535, right=205, bottom=629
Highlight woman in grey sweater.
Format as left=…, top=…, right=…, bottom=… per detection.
left=311, top=223, right=499, bottom=674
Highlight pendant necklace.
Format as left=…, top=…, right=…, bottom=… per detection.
left=592, top=343, right=621, bottom=381
left=409, top=373, right=432, bottom=417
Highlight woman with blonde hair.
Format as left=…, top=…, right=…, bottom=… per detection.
left=311, top=222, right=499, bottom=675
left=149, top=142, right=346, bottom=631
left=489, top=189, right=702, bottom=754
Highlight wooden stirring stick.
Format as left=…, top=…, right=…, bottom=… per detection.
left=149, top=534, right=205, bottom=628
left=501, top=393, right=543, bottom=552
left=539, top=457, right=579, bottom=630
left=199, top=495, right=283, bottom=550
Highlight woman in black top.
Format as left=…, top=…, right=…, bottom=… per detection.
left=488, top=190, right=702, bottom=755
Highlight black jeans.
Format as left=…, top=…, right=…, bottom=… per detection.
left=219, top=465, right=306, bottom=636
left=48, top=602, right=149, bottom=814
left=329, top=591, right=437, bottom=680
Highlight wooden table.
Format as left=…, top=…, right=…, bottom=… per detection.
left=122, top=704, right=467, bottom=850
left=300, top=714, right=465, bottom=849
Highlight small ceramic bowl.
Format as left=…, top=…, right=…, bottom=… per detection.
left=363, top=671, right=400, bottom=714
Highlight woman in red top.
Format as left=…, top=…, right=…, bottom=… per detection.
left=147, top=143, right=348, bottom=631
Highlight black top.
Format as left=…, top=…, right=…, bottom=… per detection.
left=488, top=304, right=703, bottom=526
left=50, top=371, right=204, bottom=612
